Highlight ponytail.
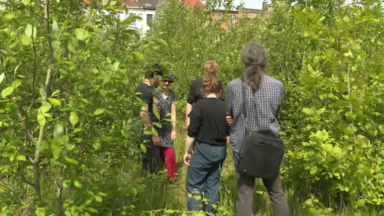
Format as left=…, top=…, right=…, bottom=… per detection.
left=203, top=61, right=219, bottom=78
left=202, top=61, right=222, bottom=97
left=241, top=43, right=267, bottom=91
left=245, top=63, right=263, bottom=90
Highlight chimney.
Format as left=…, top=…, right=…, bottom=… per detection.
left=262, top=1, right=267, bottom=10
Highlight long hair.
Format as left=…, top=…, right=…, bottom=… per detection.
left=241, top=43, right=267, bottom=91
left=201, top=61, right=220, bottom=97
left=202, top=75, right=223, bottom=97
left=203, top=61, right=219, bottom=78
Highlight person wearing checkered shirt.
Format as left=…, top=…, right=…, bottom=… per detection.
left=226, top=43, right=291, bottom=216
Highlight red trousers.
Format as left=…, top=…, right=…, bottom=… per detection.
left=159, top=147, right=177, bottom=179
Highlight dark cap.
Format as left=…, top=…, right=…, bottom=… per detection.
left=146, top=64, right=164, bottom=78
left=163, top=71, right=175, bottom=81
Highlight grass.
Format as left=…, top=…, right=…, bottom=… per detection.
left=131, top=124, right=384, bottom=216
left=2, top=123, right=384, bottom=215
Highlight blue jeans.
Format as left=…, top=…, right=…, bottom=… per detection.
left=186, top=141, right=227, bottom=214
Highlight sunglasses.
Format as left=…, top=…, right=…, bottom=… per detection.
left=162, top=80, right=174, bottom=83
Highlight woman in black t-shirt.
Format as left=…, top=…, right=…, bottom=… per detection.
left=185, top=61, right=219, bottom=127
left=184, top=74, right=230, bottom=215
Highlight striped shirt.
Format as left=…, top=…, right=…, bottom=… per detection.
left=227, top=75, right=284, bottom=158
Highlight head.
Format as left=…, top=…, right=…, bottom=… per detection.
left=241, top=43, right=267, bottom=90
left=161, top=72, right=175, bottom=89
left=203, top=61, right=219, bottom=78
left=145, top=64, right=164, bottom=87
left=202, top=76, right=223, bottom=98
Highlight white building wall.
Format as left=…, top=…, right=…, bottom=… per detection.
left=118, top=7, right=156, bottom=35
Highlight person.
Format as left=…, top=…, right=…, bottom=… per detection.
left=226, top=43, right=291, bottom=216
left=155, top=72, right=177, bottom=179
left=134, top=64, right=163, bottom=175
left=184, top=74, right=230, bottom=215
left=185, top=61, right=222, bottom=127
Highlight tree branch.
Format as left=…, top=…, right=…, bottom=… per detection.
left=31, top=0, right=55, bottom=200
left=55, top=180, right=64, bottom=216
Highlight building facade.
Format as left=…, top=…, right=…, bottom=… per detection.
left=121, top=0, right=159, bottom=35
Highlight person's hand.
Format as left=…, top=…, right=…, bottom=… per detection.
left=186, top=118, right=190, bottom=128
left=226, top=116, right=233, bottom=126
left=152, top=135, right=160, bottom=146
left=183, top=153, right=191, bottom=166
left=171, top=130, right=177, bottom=141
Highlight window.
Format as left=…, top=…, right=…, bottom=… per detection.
left=217, top=13, right=222, bottom=20
left=231, top=15, right=236, bottom=24
left=147, top=14, right=153, bottom=25
left=109, top=12, right=116, bottom=19
left=129, top=13, right=137, bottom=24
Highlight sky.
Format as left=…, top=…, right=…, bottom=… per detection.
left=233, top=0, right=271, bottom=9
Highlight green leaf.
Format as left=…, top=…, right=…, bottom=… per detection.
left=40, top=88, right=47, bottom=98
left=0, top=73, right=5, bottom=84
left=43, top=112, right=52, bottom=118
left=153, top=109, right=160, bottom=120
left=88, top=207, right=98, bottom=213
left=48, top=98, right=61, bottom=107
left=16, top=155, right=26, bottom=161
left=68, top=43, right=75, bottom=52
left=69, top=112, right=79, bottom=126
left=94, top=108, right=105, bottom=116
left=2, top=87, right=14, bottom=98
left=110, top=61, right=120, bottom=71
left=140, top=144, right=147, bottom=153
left=25, top=24, right=32, bottom=37
left=65, top=157, right=79, bottom=165
left=23, top=0, right=31, bottom=5
left=133, top=51, right=144, bottom=60
left=52, top=20, right=59, bottom=33
left=35, top=208, right=46, bottom=216
left=152, top=127, right=158, bottom=136
left=102, top=0, right=109, bottom=6
left=153, top=122, right=162, bottom=129
left=316, top=108, right=326, bottom=115
left=357, top=199, right=365, bottom=207
left=40, top=101, right=52, bottom=113
left=12, top=79, right=22, bottom=88
left=51, top=90, right=60, bottom=96
left=95, top=196, right=102, bottom=202
left=302, top=108, right=312, bottom=115
left=81, top=99, right=93, bottom=104
left=143, top=130, right=152, bottom=135
left=54, top=124, right=64, bottom=137
left=74, top=28, right=89, bottom=41
left=345, top=112, right=356, bottom=121
left=3, top=14, right=16, bottom=20
left=21, top=35, right=32, bottom=45
left=37, top=114, right=46, bottom=126
left=74, top=180, right=82, bottom=188
left=51, top=144, right=61, bottom=159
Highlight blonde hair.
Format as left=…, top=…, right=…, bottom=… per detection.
left=203, top=61, right=219, bottom=78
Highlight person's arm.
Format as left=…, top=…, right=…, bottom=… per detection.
left=186, top=103, right=192, bottom=127
left=140, top=103, right=152, bottom=130
left=226, top=84, right=233, bottom=126
left=171, top=101, right=177, bottom=140
left=276, top=84, right=284, bottom=121
left=138, top=89, right=160, bottom=145
left=226, top=137, right=231, bottom=147
left=186, top=81, right=195, bottom=127
left=138, top=90, right=153, bottom=130
left=225, top=112, right=231, bottom=147
left=184, top=103, right=202, bottom=166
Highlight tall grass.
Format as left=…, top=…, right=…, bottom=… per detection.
left=129, top=123, right=384, bottom=216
